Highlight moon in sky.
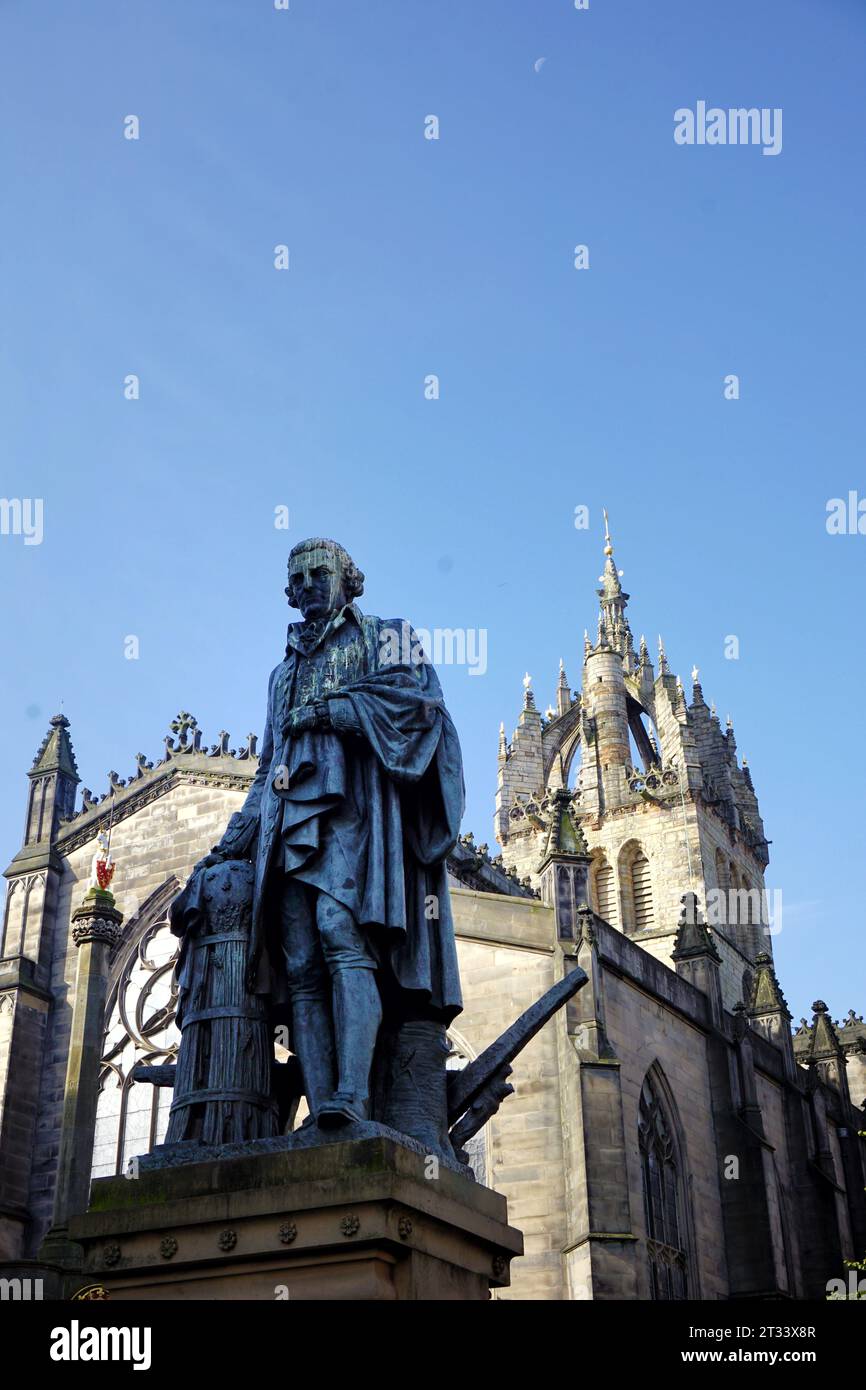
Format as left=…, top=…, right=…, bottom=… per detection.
left=534, top=57, right=546, bottom=73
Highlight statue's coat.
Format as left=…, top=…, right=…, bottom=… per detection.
left=239, top=608, right=464, bottom=1022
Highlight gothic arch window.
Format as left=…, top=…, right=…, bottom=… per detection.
left=92, top=881, right=181, bottom=1179
left=590, top=855, right=618, bottom=926
left=638, top=1071, right=692, bottom=1300
left=631, top=853, right=654, bottom=931
left=619, top=842, right=654, bottom=934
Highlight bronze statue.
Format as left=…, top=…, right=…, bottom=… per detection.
left=148, top=539, right=586, bottom=1170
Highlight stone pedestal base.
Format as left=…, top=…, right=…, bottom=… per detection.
left=69, top=1135, right=523, bottom=1300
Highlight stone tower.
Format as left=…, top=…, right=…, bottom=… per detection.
left=0, top=714, right=80, bottom=1258
left=495, top=515, right=771, bottom=1011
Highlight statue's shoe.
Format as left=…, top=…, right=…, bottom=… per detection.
left=316, top=1093, right=369, bottom=1128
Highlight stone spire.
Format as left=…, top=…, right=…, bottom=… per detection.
left=671, top=893, right=722, bottom=963
left=596, top=510, right=634, bottom=662
left=522, top=672, right=535, bottom=710
left=538, top=788, right=591, bottom=942
left=805, top=1001, right=848, bottom=1090
left=19, top=714, right=80, bottom=852
left=556, top=659, right=572, bottom=716
left=747, top=952, right=796, bottom=1077
left=31, top=713, right=79, bottom=781
left=671, top=893, right=722, bottom=1024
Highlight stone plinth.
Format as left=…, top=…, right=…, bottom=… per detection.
left=69, top=1135, right=523, bottom=1300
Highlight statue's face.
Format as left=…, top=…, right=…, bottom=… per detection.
left=286, top=550, right=348, bottom=621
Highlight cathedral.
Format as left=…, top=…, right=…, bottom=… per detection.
left=1, top=523, right=864, bottom=1300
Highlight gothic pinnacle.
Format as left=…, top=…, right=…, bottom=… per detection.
left=657, top=635, right=670, bottom=675
left=556, top=657, right=572, bottom=715
left=522, top=672, right=535, bottom=710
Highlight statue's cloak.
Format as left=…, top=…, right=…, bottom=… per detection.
left=225, top=610, right=464, bottom=1023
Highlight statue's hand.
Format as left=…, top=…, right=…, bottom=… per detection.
left=282, top=702, right=331, bottom=739
left=202, top=811, right=258, bottom=870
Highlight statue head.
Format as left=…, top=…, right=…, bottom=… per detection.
left=285, top=538, right=365, bottom=621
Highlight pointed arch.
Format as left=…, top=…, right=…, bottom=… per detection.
left=618, top=840, right=654, bottom=934
left=589, top=851, right=618, bottom=926
left=637, top=1063, right=700, bottom=1299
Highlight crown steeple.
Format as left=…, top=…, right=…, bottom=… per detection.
left=595, top=510, right=635, bottom=666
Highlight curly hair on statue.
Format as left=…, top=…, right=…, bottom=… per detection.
left=286, top=537, right=365, bottom=600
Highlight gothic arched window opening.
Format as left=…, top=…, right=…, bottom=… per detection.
left=592, top=858, right=618, bottom=926
left=638, top=1074, right=689, bottom=1300
left=630, top=851, right=654, bottom=932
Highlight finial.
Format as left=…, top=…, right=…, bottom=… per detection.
left=523, top=672, right=532, bottom=692
left=522, top=672, right=535, bottom=709
left=710, top=700, right=717, bottom=718
left=726, top=715, right=733, bottom=732
left=603, top=506, right=613, bottom=556
left=691, top=665, right=700, bottom=684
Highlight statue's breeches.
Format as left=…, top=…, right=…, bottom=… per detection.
left=277, top=875, right=378, bottom=998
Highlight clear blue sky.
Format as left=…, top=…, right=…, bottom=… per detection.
left=1, top=0, right=864, bottom=1021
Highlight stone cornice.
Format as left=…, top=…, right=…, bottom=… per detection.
left=56, top=755, right=256, bottom=855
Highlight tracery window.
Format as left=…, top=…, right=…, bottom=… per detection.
left=638, top=1075, right=688, bottom=1300
left=90, top=895, right=490, bottom=1185
left=92, top=906, right=179, bottom=1178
